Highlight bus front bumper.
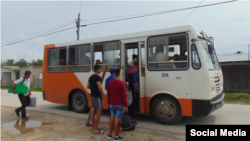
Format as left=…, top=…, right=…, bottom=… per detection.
left=192, top=92, right=225, bottom=117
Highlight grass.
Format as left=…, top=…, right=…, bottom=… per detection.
left=225, top=93, right=250, bottom=104
left=1, top=86, right=42, bottom=92
left=30, top=87, right=42, bottom=92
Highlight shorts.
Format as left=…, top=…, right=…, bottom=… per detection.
left=91, top=96, right=103, bottom=110
left=109, top=105, right=125, bottom=119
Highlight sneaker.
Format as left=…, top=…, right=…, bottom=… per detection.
left=106, top=134, right=112, bottom=140
left=15, top=110, right=20, bottom=117
left=113, top=136, right=123, bottom=141
left=22, top=117, right=29, bottom=120
left=113, top=128, right=123, bottom=133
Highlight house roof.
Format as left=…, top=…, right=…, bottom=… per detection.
left=2, top=66, right=20, bottom=70
left=217, top=53, right=250, bottom=62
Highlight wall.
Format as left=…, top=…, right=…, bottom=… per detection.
left=0, top=67, right=16, bottom=85
left=32, top=65, right=43, bottom=87
left=221, top=64, right=250, bottom=90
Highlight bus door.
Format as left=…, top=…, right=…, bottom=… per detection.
left=125, top=42, right=141, bottom=113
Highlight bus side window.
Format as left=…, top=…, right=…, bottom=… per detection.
left=93, top=41, right=121, bottom=71
left=69, top=44, right=91, bottom=72
left=148, top=34, right=188, bottom=70
left=48, top=48, right=67, bottom=72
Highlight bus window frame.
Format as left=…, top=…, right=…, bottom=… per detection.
left=92, top=40, right=122, bottom=72
left=146, top=33, right=189, bottom=71
left=68, top=44, right=92, bottom=72
left=47, top=46, right=68, bottom=73
left=191, top=43, right=202, bottom=70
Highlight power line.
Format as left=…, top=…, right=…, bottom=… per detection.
left=96, top=24, right=127, bottom=33
left=81, top=0, right=237, bottom=26
left=1, top=26, right=75, bottom=47
left=1, top=0, right=237, bottom=47
left=177, top=0, right=204, bottom=26
left=87, top=26, right=100, bottom=37
left=2, top=21, right=75, bottom=45
left=33, top=32, right=61, bottom=52
left=1, top=19, right=73, bottom=26
left=92, top=25, right=112, bottom=36
left=79, top=1, right=83, bottom=13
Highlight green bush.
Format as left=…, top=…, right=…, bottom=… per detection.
left=225, top=93, right=250, bottom=103
left=224, top=89, right=250, bottom=94
left=30, top=87, right=42, bottom=92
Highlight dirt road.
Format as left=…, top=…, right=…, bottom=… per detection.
left=1, top=107, right=185, bottom=141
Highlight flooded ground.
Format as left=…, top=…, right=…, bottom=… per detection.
left=1, top=107, right=185, bottom=141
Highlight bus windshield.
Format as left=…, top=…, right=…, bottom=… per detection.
left=198, top=31, right=220, bottom=70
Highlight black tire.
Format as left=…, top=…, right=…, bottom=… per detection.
left=71, top=91, right=89, bottom=113
left=151, top=96, right=182, bottom=125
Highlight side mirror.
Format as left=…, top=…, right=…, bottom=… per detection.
left=208, top=44, right=214, bottom=54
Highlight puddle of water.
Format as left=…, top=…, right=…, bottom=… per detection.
left=1, top=119, right=53, bottom=134
left=13, top=113, right=30, bottom=117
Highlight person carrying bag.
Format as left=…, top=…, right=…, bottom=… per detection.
left=12, top=70, right=32, bottom=120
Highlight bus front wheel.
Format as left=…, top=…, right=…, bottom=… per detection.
left=151, top=96, right=182, bottom=125
left=71, top=91, right=89, bottom=113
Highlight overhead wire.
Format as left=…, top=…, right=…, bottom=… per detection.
left=81, top=0, right=237, bottom=26
left=1, top=19, right=74, bottom=26
left=87, top=26, right=100, bottom=37
left=92, top=25, right=112, bottom=36
left=79, top=1, right=83, bottom=13
left=96, top=24, right=127, bottom=33
left=32, top=32, right=61, bottom=52
left=2, top=20, right=75, bottom=45
left=1, top=26, right=75, bottom=47
left=2, top=0, right=237, bottom=47
left=177, top=0, right=204, bottom=26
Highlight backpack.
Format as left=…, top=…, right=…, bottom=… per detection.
left=120, top=113, right=137, bottom=131
left=125, top=82, right=133, bottom=106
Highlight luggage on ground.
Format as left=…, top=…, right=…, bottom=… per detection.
left=120, top=113, right=136, bottom=131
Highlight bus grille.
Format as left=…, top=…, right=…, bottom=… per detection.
left=215, top=75, right=222, bottom=94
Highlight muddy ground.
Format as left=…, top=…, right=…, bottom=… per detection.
left=1, top=107, right=185, bottom=141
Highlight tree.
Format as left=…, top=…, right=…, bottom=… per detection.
left=1, top=59, right=14, bottom=66
left=32, top=59, right=43, bottom=65
left=14, top=59, right=29, bottom=66
left=236, top=51, right=243, bottom=54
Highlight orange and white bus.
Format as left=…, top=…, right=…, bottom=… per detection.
left=42, top=25, right=224, bottom=124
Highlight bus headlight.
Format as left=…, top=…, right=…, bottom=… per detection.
left=211, top=86, right=216, bottom=95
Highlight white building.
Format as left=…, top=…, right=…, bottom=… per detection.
left=1, top=66, right=20, bottom=86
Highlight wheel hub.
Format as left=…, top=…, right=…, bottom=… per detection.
left=161, top=105, right=170, bottom=115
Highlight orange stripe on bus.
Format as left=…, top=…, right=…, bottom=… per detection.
left=178, top=99, right=192, bottom=116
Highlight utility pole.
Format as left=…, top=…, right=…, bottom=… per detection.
left=32, top=52, right=34, bottom=64
left=76, top=13, right=80, bottom=40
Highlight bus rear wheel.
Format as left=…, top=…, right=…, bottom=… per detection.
left=151, top=96, right=182, bottom=125
left=71, top=91, right=89, bottom=113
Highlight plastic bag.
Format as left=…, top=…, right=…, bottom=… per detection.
left=28, top=95, right=36, bottom=107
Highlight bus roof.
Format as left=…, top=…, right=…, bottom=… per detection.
left=53, top=25, right=200, bottom=47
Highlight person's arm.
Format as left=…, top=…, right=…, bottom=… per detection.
left=122, top=82, right=128, bottom=111
left=107, top=86, right=110, bottom=105
left=105, top=80, right=107, bottom=90
left=96, top=81, right=104, bottom=97
left=12, top=82, right=16, bottom=94
left=87, top=82, right=91, bottom=89
left=29, top=90, right=31, bottom=95
left=12, top=77, right=23, bottom=94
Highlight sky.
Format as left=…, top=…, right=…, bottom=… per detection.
left=1, top=0, right=250, bottom=63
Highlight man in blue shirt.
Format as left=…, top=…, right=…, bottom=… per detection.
left=105, top=67, right=116, bottom=90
